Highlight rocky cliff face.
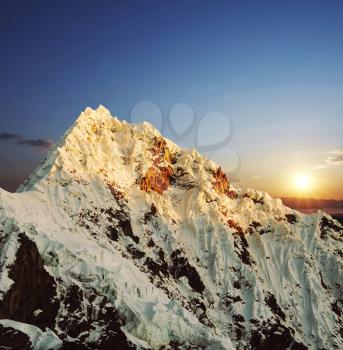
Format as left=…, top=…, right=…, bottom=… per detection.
left=0, top=106, right=342, bottom=350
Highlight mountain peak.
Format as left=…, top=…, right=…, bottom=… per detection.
left=3, top=107, right=342, bottom=349
left=17, top=106, right=170, bottom=192
left=75, top=105, right=115, bottom=125
left=17, top=106, right=124, bottom=190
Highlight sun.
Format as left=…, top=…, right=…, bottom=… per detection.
left=294, top=174, right=311, bottom=191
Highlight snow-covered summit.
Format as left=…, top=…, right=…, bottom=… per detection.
left=0, top=106, right=342, bottom=349
left=18, top=105, right=176, bottom=192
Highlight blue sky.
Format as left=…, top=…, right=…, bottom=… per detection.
left=0, top=0, right=342, bottom=198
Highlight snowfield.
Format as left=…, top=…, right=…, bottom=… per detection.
left=0, top=106, right=342, bottom=349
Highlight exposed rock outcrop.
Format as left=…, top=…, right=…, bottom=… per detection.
left=212, top=167, right=229, bottom=194
left=0, top=324, right=32, bottom=350
left=141, top=136, right=174, bottom=194
left=141, top=166, right=173, bottom=194
left=0, top=233, right=59, bottom=330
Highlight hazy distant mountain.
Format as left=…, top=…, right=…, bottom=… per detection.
left=0, top=106, right=342, bottom=349
left=281, top=197, right=343, bottom=211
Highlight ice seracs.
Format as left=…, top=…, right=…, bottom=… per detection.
left=0, top=106, right=342, bottom=349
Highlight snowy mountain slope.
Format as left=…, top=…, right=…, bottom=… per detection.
left=0, top=105, right=342, bottom=349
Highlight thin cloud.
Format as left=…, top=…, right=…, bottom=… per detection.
left=17, top=138, right=54, bottom=150
left=0, top=131, right=22, bottom=140
left=0, top=131, right=54, bottom=150
left=327, top=150, right=343, bottom=164
left=315, top=149, right=343, bottom=169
